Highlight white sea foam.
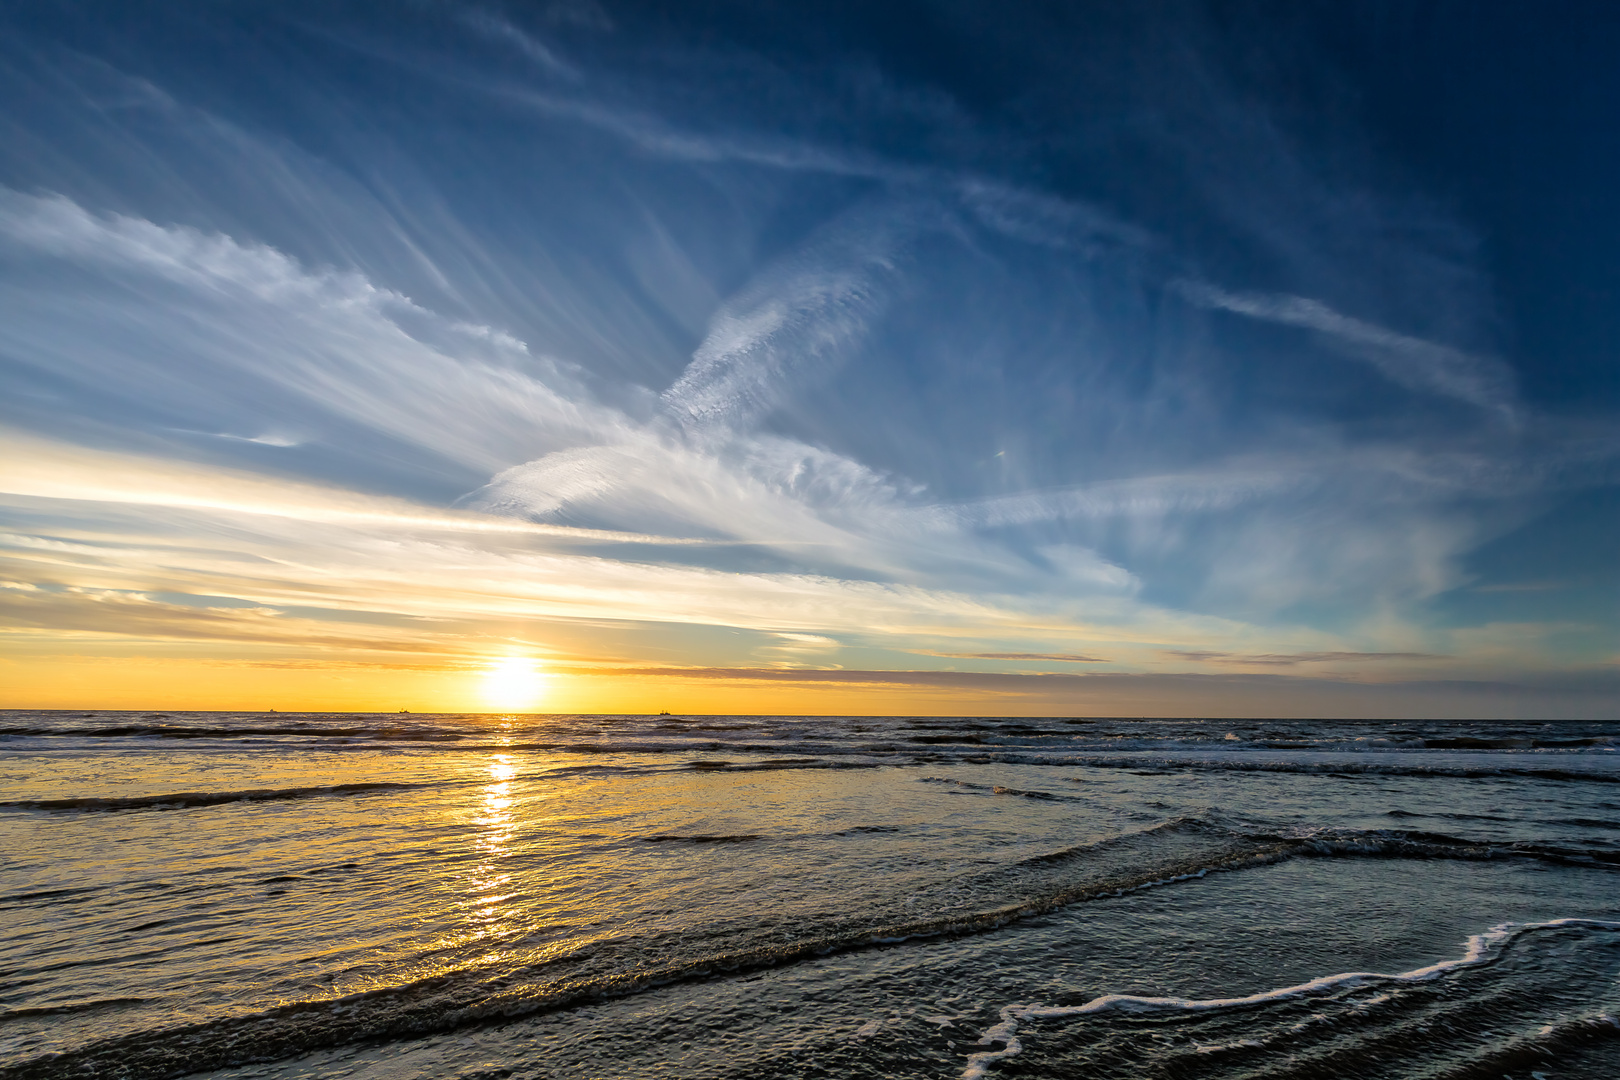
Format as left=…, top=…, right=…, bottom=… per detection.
left=960, top=918, right=1620, bottom=1079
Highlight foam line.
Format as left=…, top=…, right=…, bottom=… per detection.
left=961, top=919, right=1620, bottom=1078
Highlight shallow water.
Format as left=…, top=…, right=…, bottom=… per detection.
left=2, top=712, right=1617, bottom=1078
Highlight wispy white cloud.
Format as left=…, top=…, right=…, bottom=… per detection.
left=936, top=469, right=1312, bottom=529
left=490, top=62, right=1155, bottom=262
left=0, top=429, right=709, bottom=545
left=459, top=10, right=581, bottom=80
left=1165, top=649, right=1442, bottom=666
left=954, top=178, right=1153, bottom=254
left=924, top=651, right=1111, bottom=663
left=660, top=200, right=917, bottom=433
left=0, top=188, right=623, bottom=474
left=1178, top=281, right=1519, bottom=420
left=178, top=429, right=304, bottom=448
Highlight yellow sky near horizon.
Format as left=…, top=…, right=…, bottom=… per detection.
left=5, top=648, right=1607, bottom=720
left=0, top=655, right=955, bottom=715
left=3, top=430, right=1612, bottom=720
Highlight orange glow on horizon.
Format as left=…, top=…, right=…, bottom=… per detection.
left=3, top=650, right=1608, bottom=720
left=0, top=652, right=1039, bottom=715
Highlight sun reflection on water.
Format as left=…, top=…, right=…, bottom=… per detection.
left=463, top=751, right=519, bottom=957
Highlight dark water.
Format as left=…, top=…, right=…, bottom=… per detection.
left=2, top=712, right=1618, bottom=1079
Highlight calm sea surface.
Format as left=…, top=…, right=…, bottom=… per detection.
left=3, top=712, right=1619, bottom=1079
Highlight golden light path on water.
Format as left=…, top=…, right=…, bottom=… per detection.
left=464, top=736, right=521, bottom=964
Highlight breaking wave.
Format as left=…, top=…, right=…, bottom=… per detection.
left=964, top=920, right=1620, bottom=1079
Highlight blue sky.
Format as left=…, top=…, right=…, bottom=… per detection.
left=1, top=1, right=1615, bottom=715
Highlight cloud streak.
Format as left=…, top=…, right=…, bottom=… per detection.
left=1165, top=650, right=1444, bottom=666
left=1179, top=281, right=1519, bottom=420
left=660, top=201, right=917, bottom=434
left=927, top=652, right=1112, bottom=663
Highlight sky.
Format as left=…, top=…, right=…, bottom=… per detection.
left=0, top=0, right=1616, bottom=716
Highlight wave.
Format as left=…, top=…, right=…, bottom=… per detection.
left=1421, top=736, right=1618, bottom=749
left=1287, top=827, right=1620, bottom=867
left=0, top=758, right=883, bottom=817
left=1385, top=809, right=1620, bottom=837
left=0, top=724, right=466, bottom=741
left=1061, top=755, right=1620, bottom=784
left=1556, top=817, right=1620, bottom=829
left=0, top=886, right=98, bottom=906
left=920, top=777, right=1088, bottom=802
left=677, top=757, right=879, bottom=772
left=1420, top=1011, right=1620, bottom=1079
left=962, top=919, right=1620, bottom=1079
left=1384, top=808, right=1513, bottom=822
left=0, top=997, right=147, bottom=1021
left=0, top=782, right=428, bottom=813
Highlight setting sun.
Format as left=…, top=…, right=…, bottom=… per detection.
left=480, top=658, right=547, bottom=713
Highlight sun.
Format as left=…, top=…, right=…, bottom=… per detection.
left=480, top=657, right=547, bottom=713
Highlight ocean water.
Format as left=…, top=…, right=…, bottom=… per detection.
left=3, top=712, right=1619, bottom=1079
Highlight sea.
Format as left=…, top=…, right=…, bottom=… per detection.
left=3, top=711, right=1619, bottom=1080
